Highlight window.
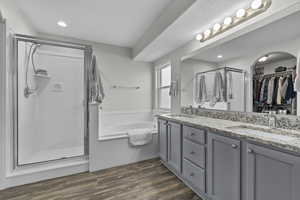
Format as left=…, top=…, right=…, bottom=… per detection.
left=157, top=64, right=171, bottom=110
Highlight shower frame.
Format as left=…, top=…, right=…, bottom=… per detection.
left=195, top=67, right=246, bottom=111
left=12, top=34, right=93, bottom=168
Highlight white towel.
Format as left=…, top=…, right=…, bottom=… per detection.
left=128, top=129, right=153, bottom=146
left=90, top=55, right=105, bottom=103
left=210, top=71, right=224, bottom=107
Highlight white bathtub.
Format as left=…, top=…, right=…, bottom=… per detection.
left=90, top=109, right=159, bottom=171
left=99, top=111, right=158, bottom=141
left=100, top=121, right=157, bottom=140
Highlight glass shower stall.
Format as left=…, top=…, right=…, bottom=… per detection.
left=12, top=34, right=92, bottom=166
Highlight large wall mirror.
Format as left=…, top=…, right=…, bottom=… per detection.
left=252, top=52, right=297, bottom=115
left=180, top=10, right=300, bottom=116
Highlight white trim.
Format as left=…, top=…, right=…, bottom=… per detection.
left=156, top=63, right=172, bottom=111
left=36, top=50, right=84, bottom=59
left=6, top=159, right=88, bottom=178
left=98, top=132, right=158, bottom=142
left=0, top=18, right=6, bottom=191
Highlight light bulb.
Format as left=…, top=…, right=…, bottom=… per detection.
left=204, top=29, right=211, bottom=37
left=251, top=0, right=263, bottom=10
left=258, top=56, right=268, bottom=62
left=213, top=23, right=222, bottom=32
left=224, top=17, right=233, bottom=25
left=236, top=9, right=246, bottom=18
left=57, top=20, right=67, bottom=27
left=195, top=33, right=203, bottom=41
left=217, top=55, right=223, bottom=58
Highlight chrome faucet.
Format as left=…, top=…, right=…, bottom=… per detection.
left=187, top=105, right=194, bottom=115
left=268, top=114, right=276, bottom=128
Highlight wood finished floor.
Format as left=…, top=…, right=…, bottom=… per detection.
left=0, top=159, right=202, bottom=200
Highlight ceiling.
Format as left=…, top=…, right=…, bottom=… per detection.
left=134, top=0, right=254, bottom=61
left=15, top=0, right=300, bottom=62
left=191, top=11, right=300, bottom=63
left=16, top=0, right=173, bottom=47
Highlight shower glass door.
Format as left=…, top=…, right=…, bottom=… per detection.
left=14, top=35, right=89, bottom=166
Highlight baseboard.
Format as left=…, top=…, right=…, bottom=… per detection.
left=2, top=160, right=89, bottom=190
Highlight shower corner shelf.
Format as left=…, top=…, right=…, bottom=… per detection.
left=33, top=74, right=51, bottom=94
left=33, top=74, right=51, bottom=80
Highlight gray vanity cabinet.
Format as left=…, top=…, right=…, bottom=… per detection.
left=246, top=143, right=300, bottom=200
left=158, top=119, right=168, bottom=162
left=167, top=122, right=182, bottom=173
left=207, top=132, right=241, bottom=200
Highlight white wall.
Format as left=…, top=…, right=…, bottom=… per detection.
left=256, top=58, right=297, bottom=75
left=92, top=43, right=153, bottom=112
left=181, top=59, right=217, bottom=106
left=0, top=0, right=37, bottom=190
left=89, top=42, right=156, bottom=171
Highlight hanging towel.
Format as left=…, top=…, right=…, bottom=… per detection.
left=90, top=55, right=105, bottom=103
left=228, top=72, right=233, bottom=99
left=210, top=71, right=224, bottom=107
left=128, top=129, right=153, bottom=146
left=169, top=81, right=178, bottom=97
left=195, top=75, right=207, bottom=104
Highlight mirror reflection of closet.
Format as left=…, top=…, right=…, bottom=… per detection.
left=252, top=52, right=297, bottom=115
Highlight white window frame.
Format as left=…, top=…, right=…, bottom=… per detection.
left=155, top=63, right=171, bottom=111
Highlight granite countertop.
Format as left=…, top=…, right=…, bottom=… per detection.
left=158, top=114, right=300, bottom=154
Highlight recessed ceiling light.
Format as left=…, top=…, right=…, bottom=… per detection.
left=213, top=23, right=222, bottom=32
left=258, top=55, right=268, bottom=62
left=57, top=20, right=67, bottom=28
left=224, top=17, right=233, bottom=25
left=204, top=29, right=212, bottom=37
left=195, top=33, right=203, bottom=41
left=217, top=55, right=223, bottom=58
left=251, top=0, right=263, bottom=10
left=236, top=8, right=247, bottom=18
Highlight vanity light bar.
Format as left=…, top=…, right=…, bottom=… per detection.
left=195, top=0, right=272, bottom=42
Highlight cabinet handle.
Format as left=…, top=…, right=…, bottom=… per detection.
left=190, top=151, right=195, bottom=155
left=190, top=172, right=195, bottom=177
left=231, top=144, right=238, bottom=149
left=247, top=148, right=254, bottom=154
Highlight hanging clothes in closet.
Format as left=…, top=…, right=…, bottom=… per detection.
left=253, top=72, right=296, bottom=113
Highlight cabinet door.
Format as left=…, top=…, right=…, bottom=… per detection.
left=247, top=144, right=300, bottom=200
left=158, top=120, right=168, bottom=162
left=168, top=122, right=182, bottom=173
left=208, top=133, right=241, bottom=200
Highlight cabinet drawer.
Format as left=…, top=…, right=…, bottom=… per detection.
left=183, top=139, right=205, bottom=168
left=183, top=126, right=205, bottom=144
left=183, top=159, right=206, bottom=193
